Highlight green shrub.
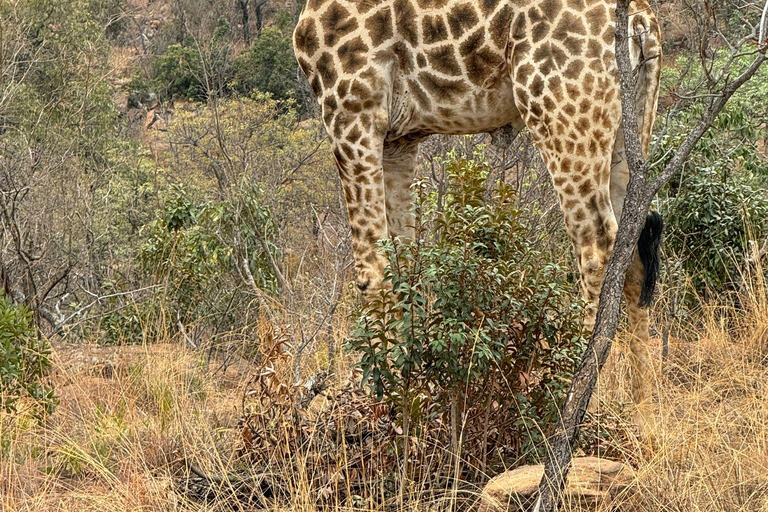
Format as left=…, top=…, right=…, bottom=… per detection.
left=654, top=65, right=768, bottom=297
left=138, top=184, right=279, bottom=331
left=0, top=294, right=57, bottom=417
left=662, top=166, right=768, bottom=295
left=231, top=14, right=297, bottom=103
left=152, top=43, right=206, bottom=101
left=348, top=157, right=587, bottom=469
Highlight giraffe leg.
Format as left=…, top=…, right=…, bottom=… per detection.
left=383, top=139, right=421, bottom=240
left=611, top=125, right=655, bottom=424
left=326, top=105, right=390, bottom=295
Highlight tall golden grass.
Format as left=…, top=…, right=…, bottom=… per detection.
left=2, top=270, right=768, bottom=511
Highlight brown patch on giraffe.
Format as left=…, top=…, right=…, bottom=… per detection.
left=554, top=12, right=587, bottom=39
left=563, top=36, right=585, bottom=56
left=584, top=72, right=595, bottom=94
left=417, top=53, right=427, bottom=67
left=426, top=45, right=462, bottom=76
left=530, top=75, right=545, bottom=97
left=516, top=63, right=535, bottom=85
left=310, top=75, right=322, bottom=96
left=511, top=12, right=527, bottom=40
left=338, top=37, right=369, bottom=74
left=387, top=41, right=416, bottom=74
left=585, top=5, right=607, bottom=35
left=489, top=5, right=513, bottom=48
left=347, top=125, right=363, bottom=143
left=533, top=43, right=567, bottom=76
left=366, top=8, right=394, bottom=47
left=297, top=56, right=314, bottom=79
left=602, top=26, right=615, bottom=45
left=579, top=180, right=594, bottom=195
left=563, top=59, right=585, bottom=80
left=586, top=39, right=602, bottom=60
left=422, top=15, right=449, bottom=44
left=418, top=72, right=469, bottom=103
left=337, top=79, right=351, bottom=98
left=416, top=0, right=443, bottom=8
left=532, top=22, right=550, bottom=41
left=480, top=0, right=501, bottom=16
left=350, top=80, right=371, bottom=99
left=294, top=18, right=320, bottom=57
left=540, top=0, right=562, bottom=22
left=567, top=0, right=586, bottom=8
left=528, top=6, right=544, bottom=24
left=321, top=2, right=358, bottom=47
left=394, top=0, right=419, bottom=46
left=317, top=52, right=337, bottom=88
left=324, top=95, right=337, bottom=111
left=515, top=87, right=529, bottom=109
left=342, top=99, right=363, bottom=113
left=461, top=33, right=502, bottom=85
left=447, top=3, right=479, bottom=38
left=548, top=75, right=562, bottom=97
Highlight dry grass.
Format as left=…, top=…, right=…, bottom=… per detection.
left=3, top=284, right=768, bottom=511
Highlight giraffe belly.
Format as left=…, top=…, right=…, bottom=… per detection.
left=389, top=73, right=525, bottom=139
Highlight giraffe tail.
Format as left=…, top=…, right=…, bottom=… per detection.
left=638, top=210, right=663, bottom=307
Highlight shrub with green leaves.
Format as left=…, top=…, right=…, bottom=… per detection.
left=231, top=14, right=298, bottom=105
left=152, top=43, right=206, bottom=101
left=348, top=157, right=587, bottom=469
left=662, top=166, right=768, bottom=295
left=137, top=184, right=279, bottom=335
left=0, top=295, right=56, bottom=416
left=655, top=59, right=768, bottom=297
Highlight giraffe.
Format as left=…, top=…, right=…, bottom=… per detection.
left=293, top=0, right=662, bottom=417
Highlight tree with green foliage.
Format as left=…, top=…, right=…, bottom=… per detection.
left=231, top=13, right=299, bottom=105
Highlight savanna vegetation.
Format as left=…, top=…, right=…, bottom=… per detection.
left=1, top=0, right=768, bottom=510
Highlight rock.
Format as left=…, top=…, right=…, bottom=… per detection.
left=478, top=457, right=634, bottom=512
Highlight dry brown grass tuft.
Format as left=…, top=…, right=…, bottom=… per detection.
left=3, top=282, right=768, bottom=511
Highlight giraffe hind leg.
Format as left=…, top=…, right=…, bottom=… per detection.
left=611, top=125, right=663, bottom=426
left=383, top=138, right=421, bottom=240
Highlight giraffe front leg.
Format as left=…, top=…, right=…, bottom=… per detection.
left=330, top=113, right=389, bottom=296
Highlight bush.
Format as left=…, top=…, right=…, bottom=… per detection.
left=663, top=167, right=768, bottom=295
left=348, top=157, right=587, bottom=470
left=0, top=294, right=56, bottom=416
left=655, top=65, right=768, bottom=297
left=137, top=184, right=279, bottom=333
left=152, top=43, right=206, bottom=101
left=231, top=14, right=298, bottom=104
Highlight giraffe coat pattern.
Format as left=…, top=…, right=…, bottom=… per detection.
left=294, top=0, right=662, bottom=416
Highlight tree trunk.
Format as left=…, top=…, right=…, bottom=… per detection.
left=236, top=0, right=251, bottom=45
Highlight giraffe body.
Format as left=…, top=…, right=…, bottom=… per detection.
left=294, top=0, right=662, bottom=419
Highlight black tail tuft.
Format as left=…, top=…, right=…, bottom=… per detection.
left=638, top=211, right=663, bottom=308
